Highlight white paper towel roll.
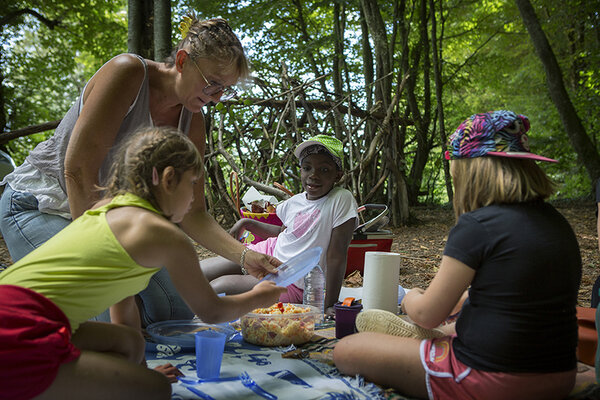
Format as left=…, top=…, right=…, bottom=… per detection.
left=362, top=252, right=401, bottom=313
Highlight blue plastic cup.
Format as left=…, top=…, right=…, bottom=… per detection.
left=195, top=330, right=227, bottom=379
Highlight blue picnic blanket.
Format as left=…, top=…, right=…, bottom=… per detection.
left=145, top=332, right=384, bottom=400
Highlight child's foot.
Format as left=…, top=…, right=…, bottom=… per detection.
left=355, top=309, right=446, bottom=339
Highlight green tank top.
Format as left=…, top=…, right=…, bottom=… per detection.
left=0, top=193, right=162, bottom=331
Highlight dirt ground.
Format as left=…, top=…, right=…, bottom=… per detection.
left=0, top=202, right=597, bottom=306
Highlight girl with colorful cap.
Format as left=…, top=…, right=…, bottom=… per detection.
left=334, top=111, right=581, bottom=400
left=0, top=15, right=281, bottom=330
left=0, top=127, right=286, bottom=400
left=201, top=134, right=358, bottom=318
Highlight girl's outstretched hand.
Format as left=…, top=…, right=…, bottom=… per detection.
left=244, top=250, right=282, bottom=279
left=251, top=280, right=288, bottom=306
left=229, top=219, right=248, bottom=241
left=154, top=363, right=183, bottom=383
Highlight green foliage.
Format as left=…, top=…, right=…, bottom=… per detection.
left=2, top=1, right=127, bottom=161
left=429, top=0, right=598, bottom=200
left=2, top=0, right=598, bottom=204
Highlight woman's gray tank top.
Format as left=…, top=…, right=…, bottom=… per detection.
left=26, top=54, right=194, bottom=192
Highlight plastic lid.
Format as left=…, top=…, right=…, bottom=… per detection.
left=146, top=320, right=236, bottom=348
left=260, top=246, right=323, bottom=287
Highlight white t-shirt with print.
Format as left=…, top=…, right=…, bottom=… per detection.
left=274, top=186, right=358, bottom=289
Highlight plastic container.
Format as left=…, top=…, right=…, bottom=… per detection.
left=334, top=299, right=363, bottom=339
left=261, top=247, right=322, bottom=288
left=146, top=320, right=236, bottom=349
left=303, top=266, right=325, bottom=325
left=240, top=304, right=319, bottom=346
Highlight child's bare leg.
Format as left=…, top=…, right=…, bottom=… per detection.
left=36, top=321, right=170, bottom=400
left=71, top=321, right=144, bottom=363
left=333, top=332, right=428, bottom=399
left=35, top=350, right=170, bottom=400
left=201, top=256, right=245, bottom=281
left=210, top=274, right=260, bottom=295
left=201, top=256, right=266, bottom=295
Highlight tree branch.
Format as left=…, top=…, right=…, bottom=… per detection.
left=0, top=8, right=61, bottom=29
left=0, top=120, right=60, bottom=145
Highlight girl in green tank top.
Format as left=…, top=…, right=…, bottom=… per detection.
left=0, top=126, right=286, bottom=400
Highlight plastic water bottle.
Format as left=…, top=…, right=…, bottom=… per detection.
left=303, top=265, right=325, bottom=325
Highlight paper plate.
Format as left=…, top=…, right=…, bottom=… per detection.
left=260, top=246, right=323, bottom=287
left=146, top=320, right=237, bottom=349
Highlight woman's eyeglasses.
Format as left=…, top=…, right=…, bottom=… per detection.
left=189, top=57, right=237, bottom=102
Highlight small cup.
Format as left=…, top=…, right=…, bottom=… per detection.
left=195, top=330, right=227, bottom=379
left=334, top=300, right=363, bottom=339
left=398, top=285, right=406, bottom=305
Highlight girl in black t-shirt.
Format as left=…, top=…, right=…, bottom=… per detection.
left=333, top=110, right=581, bottom=400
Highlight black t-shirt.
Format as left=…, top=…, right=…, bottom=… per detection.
left=444, top=201, right=581, bottom=372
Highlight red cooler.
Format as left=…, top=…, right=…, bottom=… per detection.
left=345, top=231, right=394, bottom=276
left=345, top=204, right=393, bottom=276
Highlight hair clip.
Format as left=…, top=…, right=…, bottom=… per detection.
left=179, top=16, right=193, bottom=39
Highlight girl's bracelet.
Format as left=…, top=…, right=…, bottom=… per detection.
left=240, top=247, right=250, bottom=275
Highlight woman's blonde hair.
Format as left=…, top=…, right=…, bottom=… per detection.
left=166, top=14, right=249, bottom=80
left=451, top=157, right=556, bottom=218
left=103, top=126, right=202, bottom=210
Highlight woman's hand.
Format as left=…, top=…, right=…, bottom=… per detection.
left=153, top=363, right=184, bottom=383
left=251, top=280, right=288, bottom=307
left=244, top=250, right=282, bottom=279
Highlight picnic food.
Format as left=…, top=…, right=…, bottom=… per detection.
left=249, top=200, right=277, bottom=214
left=241, top=303, right=319, bottom=346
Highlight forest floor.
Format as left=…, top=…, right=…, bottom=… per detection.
left=0, top=201, right=597, bottom=306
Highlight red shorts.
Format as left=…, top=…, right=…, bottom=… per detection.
left=0, top=285, right=81, bottom=400
left=420, top=336, right=576, bottom=400
left=248, top=238, right=304, bottom=303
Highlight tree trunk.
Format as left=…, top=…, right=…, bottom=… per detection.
left=331, top=2, right=346, bottom=138
left=360, top=0, right=410, bottom=224
left=358, top=5, right=374, bottom=111
left=0, top=71, right=5, bottom=133
left=332, top=3, right=344, bottom=100
left=430, top=0, right=452, bottom=202
left=360, top=0, right=392, bottom=106
left=128, top=0, right=154, bottom=59
left=153, top=0, right=171, bottom=61
left=515, top=0, right=600, bottom=185
left=406, top=0, right=433, bottom=205
left=291, top=0, right=328, bottom=95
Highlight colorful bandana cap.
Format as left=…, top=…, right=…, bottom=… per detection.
left=445, top=110, right=557, bottom=163
left=294, top=134, right=344, bottom=169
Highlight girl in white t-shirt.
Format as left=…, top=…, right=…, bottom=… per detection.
left=202, top=135, right=358, bottom=318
